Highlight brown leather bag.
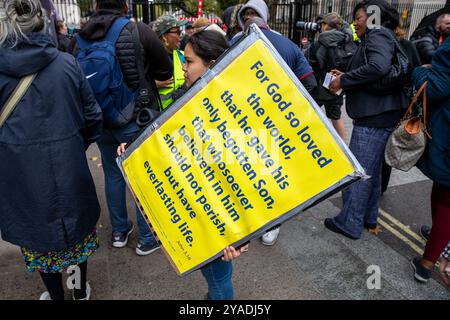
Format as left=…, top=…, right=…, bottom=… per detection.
left=384, top=81, right=432, bottom=171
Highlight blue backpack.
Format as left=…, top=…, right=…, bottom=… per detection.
left=76, top=17, right=136, bottom=128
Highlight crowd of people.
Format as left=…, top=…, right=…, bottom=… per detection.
left=0, top=0, right=449, bottom=300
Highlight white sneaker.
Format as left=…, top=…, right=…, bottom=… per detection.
left=73, top=282, right=91, bottom=300
left=39, top=291, right=52, bottom=300
left=112, top=224, right=134, bottom=248
left=261, top=227, right=280, bottom=246
left=135, top=241, right=160, bottom=256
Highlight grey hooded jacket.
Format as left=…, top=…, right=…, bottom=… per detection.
left=315, top=25, right=353, bottom=70
left=237, top=0, right=269, bottom=30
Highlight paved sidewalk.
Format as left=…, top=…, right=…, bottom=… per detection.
left=1, top=108, right=448, bottom=300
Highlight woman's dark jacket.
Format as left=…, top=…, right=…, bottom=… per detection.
left=340, top=27, right=407, bottom=128
left=0, top=33, right=103, bottom=252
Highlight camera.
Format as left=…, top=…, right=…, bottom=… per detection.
left=296, top=21, right=321, bottom=32
left=137, top=88, right=151, bottom=109
left=296, top=15, right=324, bottom=33
left=135, top=88, right=160, bottom=127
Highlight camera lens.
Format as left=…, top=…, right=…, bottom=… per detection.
left=296, top=21, right=320, bottom=32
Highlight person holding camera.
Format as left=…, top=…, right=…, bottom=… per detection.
left=306, top=12, right=357, bottom=140
left=70, top=0, right=173, bottom=256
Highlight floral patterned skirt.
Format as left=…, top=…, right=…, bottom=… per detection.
left=21, top=229, right=99, bottom=273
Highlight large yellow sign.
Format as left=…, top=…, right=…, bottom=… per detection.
left=119, top=32, right=363, bottom=275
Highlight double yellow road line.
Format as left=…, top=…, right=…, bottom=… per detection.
left=377, top=208, right=425, bottom=255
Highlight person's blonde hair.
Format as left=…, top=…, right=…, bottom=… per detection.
left=323, top=12, right=344, bottom=30
left=0, top=0, right=46, bottom=47
left=192, top=17, right=209, bottom=29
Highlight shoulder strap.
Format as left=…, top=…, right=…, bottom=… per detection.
left=131, top=23, right=162, bottom=111
left=404, top=81, right=431, bottom=139
left=104, top=17, right=130, bottom=45
left=77, top=17, right=130, bottom=49
left=0, top=73, right=37, bottom=128
left=422, top=83, right=431, bottom=139
left=131, top=23, right=148, bottom=91
left=405, top=81, right=426, bottom=116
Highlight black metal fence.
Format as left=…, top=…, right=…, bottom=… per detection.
left=268, top=0, right=447, bottom=44
left=52, top=0, right=447, bottom=42
left=52, top=0, right=217, bottom=27
left=131, top=0, right=195, bottom=23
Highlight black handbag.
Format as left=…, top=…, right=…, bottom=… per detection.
left=364, top=31, right=410, bottom=95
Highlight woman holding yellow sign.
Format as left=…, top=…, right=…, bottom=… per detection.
left=118, top=30, right=249, bottom=300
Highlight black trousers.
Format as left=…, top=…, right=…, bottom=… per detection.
left=381, top=161, right=392, bottom=195
left=39, top=260, right=88, bottom=300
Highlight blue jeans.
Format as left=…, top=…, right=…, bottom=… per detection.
left=201, top=259, right=233, bottom=300
left=333, top=126, right=392, bottom=238
left=97, top=121, right=156, bottom=245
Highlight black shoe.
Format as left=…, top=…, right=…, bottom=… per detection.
left=364, top=222, right=377, bottom=230
left=112, top=222, right=134, bottom=248
left=411, top=257, right=432, bottom=283
left=420, top=225, right=431, bottom=241
left=324, top=218, right=359, bottom=240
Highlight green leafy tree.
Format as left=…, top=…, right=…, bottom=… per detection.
left=218, top=0, right=242, bottom=12
left=182, top=0, right=221, bottom=16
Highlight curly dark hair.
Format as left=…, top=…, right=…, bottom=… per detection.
left=96, top=0, right=127, bottom=11
left=353, top=0, right=400, bottom=30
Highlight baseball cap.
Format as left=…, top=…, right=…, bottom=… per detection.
left=152, top=15, right=188, bottom=36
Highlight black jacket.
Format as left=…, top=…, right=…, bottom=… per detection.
left=307, top=27, right=353, bottom=107
left=0, top=33, right=103, bottom=252
left=340, top=27, right=407, bottom=127
left=70, top=10, right=173, bottom=92
left=413, top=2, right=450, bottom=37
left=398, top=39, right=421, bottom=71
left=411, top=25, right=441, bottom=65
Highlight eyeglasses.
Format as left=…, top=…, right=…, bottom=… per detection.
left=166, top=29, right=181, bottom=35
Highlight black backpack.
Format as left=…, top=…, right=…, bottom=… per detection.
left=328, top=40, right=358, bottom=72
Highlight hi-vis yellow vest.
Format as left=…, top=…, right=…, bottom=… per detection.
left=159, top=49, right=185, bottom=110
left=351, top=23, right=360, bottom=42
